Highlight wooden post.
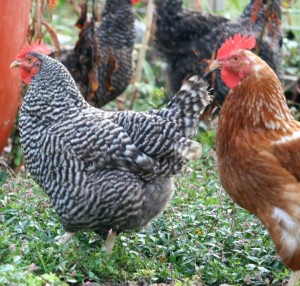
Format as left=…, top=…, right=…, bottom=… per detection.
left=0, top=0, right=31, bottom=153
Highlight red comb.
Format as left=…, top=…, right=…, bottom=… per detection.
left=217, top=34, right=256, bottom=59
left=131, top=0, right=140, bottom=4
left=16, top=40, right=51, bottom=60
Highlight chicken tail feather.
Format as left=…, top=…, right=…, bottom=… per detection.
left=174, top=138, right=202, bottom=160
left=165, top=75, right=213, bottom=138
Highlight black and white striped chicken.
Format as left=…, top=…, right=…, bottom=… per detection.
left=10, top=42, right=212, bottom=251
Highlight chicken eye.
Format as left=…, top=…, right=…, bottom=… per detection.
left=232, top=56, right=239, bottom=61
left=27, top=57, right=33, bottom=63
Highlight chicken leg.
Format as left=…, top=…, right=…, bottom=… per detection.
left=103, top=230, right=117, bottom=253
left=288, top=271, right=300, bottom=286
left=58, top=232, right=75, bottom=244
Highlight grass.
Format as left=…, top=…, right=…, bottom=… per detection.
left=0, top=139, right=290, bottom=285
left=2, top=0, right=299, bottom=285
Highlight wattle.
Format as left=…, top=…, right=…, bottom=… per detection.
left=20, top=69, right=34, bottom=85
left=221, top=68, right=241, bottom=89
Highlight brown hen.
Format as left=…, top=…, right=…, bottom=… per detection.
left=213, top=34, right=300, bottom=285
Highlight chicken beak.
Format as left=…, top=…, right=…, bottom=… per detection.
left=10, top=60, right=21, bottom=69
left=209, top=60, right=222, bottom=71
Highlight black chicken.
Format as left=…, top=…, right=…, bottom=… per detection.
left=60, top=0, right=136, bottom=107
left=154, top=0, right=282, bottom=104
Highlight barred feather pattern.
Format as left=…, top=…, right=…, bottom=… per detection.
left=19, top=53, right=212, bottom=236
left=148, top=76, right=211, bottom=138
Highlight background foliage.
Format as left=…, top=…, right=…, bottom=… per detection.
left=1, top=0, right=300, bottom=285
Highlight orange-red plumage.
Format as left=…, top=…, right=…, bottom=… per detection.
left=215, top=34, right=300, bottom=285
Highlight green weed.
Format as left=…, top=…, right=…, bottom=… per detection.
left=0, top=146, right=288, bottom=285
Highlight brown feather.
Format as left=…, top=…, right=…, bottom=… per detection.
left=217, top=51, right=300, bottom=271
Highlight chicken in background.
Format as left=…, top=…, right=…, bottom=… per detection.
left=154, top=0, right=282, bottom=104
left=10, top=41, right=213, bottom=252
left=60, top=0, right=138, bottom=108
left=213, top=33, right=300, bottom=285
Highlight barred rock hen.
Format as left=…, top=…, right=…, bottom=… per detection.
left=10, top=42, right=212, bottom=251
left=155, top=0, right=282, bottom=104
left=213, top=34, right=300, bottom=285
left=60, top=0, right=136, bottom=107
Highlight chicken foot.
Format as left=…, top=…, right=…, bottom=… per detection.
left=288, top=270, right=300, bottom=286
left=103, top=230, right=117, bottom=253
left=58, top=232, right=75, bottom=244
